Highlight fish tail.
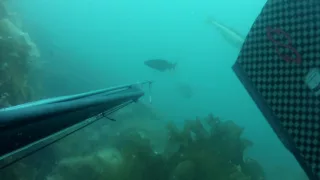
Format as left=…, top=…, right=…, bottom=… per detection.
left=172, top=62, right=177, bottom=70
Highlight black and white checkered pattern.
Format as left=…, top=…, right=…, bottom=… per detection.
left=235, top=0, right=320, bottom=179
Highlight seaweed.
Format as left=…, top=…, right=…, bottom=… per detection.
left=162, top=114, right=263, bottom=180
left=36, top=114, right=265, bottom=180
left=1, top=111, right=265, bottom=180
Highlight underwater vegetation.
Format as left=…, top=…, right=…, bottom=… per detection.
left=0, top=0, right=41, bottom=108
left=0, top=2, right=262, bottom=179
left=1, top=103, right=265, bottom=180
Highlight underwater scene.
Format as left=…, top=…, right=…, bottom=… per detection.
left=0, top=0, right=312, bottom=180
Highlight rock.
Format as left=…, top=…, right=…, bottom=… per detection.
left=0, top=18, right=40, bottom=58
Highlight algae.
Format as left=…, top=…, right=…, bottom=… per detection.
left=0, top=99, right=265, bottom=180
left=0, top=2, right=42, bottom=108
left=10, top=114, right=263, bottom=180
left=0, top=4, right=265, bottom=179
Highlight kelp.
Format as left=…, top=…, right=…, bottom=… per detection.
left=162, top=114, right=263, bottom=180
left=33, top=113, right=264, bottom=180
left=1, top=112, right=265, bottom=180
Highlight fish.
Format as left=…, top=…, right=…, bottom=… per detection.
left=207, top=17, right=245, bottom=49
left=176, top=82, right=193, bottom=99
left=144, top=59, right=176, bottom=72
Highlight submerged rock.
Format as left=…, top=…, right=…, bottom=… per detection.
left=0, top=18, right=40, bottom=58
left=47, top=148, right=123, bottom=180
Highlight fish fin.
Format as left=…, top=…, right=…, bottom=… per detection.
left=172, top=62, right=177, bottom=70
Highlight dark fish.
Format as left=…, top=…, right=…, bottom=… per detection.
left=177, top=82, right=193, bottom=99
left=49, top=50, right=54, bottom=57
left=144, top=59, right=176, bottom=72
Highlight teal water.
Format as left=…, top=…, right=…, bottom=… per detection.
left=7, top=0, right=308, bottom=179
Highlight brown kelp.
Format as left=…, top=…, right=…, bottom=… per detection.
left=1, top=112, right=264, bottom=180
left=162, top=114, right=264, bottom=180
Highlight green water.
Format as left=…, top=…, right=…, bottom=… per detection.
left=0, top=0, right=308, bottom=179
